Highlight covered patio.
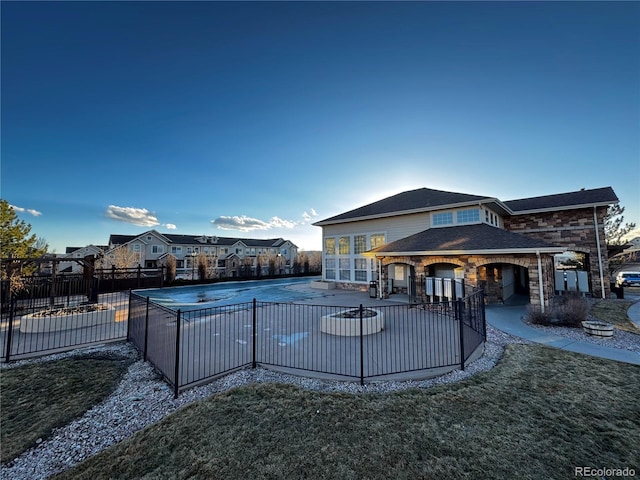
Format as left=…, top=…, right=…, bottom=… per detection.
left=366, top=224, right=564, bottom=309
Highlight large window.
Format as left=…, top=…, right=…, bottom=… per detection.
left=354, top=258, right=367, bottom=281
left=370, top=233, right=385, bottom=249
left=152, top=245, right=164, bottom=254
left=457, top=208, right=480, bottom=223
left=354, top=235, right=367, bottom=254
left=325, top=258, right=336, bottom=280
left=339, top=237, right=350, bottom=254
left=339, top=258, right=350, bottom=280
left=325, top=238, right=336, bottom=255
left=433, top=212, right=454, bottom=226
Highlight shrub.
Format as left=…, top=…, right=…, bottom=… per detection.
left=549, top=293, right=590, bottom=327
left=554, top=294, right=589, bottom=327
left=526, top=304, right=552, bottom=325
left=526, top=293, right=589, bottom=327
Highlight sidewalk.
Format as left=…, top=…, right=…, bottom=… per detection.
left=486, top=304, right=640, bottom=366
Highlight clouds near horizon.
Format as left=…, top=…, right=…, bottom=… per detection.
left=9, top=204, right=42, bottom=217
left=212, top=210, right=319, bottom=232
left=106, top=205, right=160, bottom=227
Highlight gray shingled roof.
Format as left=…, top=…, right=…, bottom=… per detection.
left=108, top=232, right=293, bottom=248
left=315, top=188, right=495, bottom=225
left=369, top=224, right=562, bottom=255
left=314, top=186, right=619, bottom=226
left=504, top=186, right=618, bottom=213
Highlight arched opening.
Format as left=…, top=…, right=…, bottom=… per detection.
left=478, top=263, right=530, bottom=305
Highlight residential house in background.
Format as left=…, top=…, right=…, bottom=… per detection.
left=106, top=231, right=298, bottom=278
left=57, top=245, right=108, bottom=273
left=313, top=186, right=619, bottom=308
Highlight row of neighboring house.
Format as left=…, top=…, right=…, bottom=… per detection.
left=59, top=232, right=298, bottom=278
left=313, top=186, right=620, bottom=309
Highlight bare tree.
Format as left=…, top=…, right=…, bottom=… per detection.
left=163, top=255, right=177, bottom=283
left=197, top=253, right=208, bottom=280
left=96, top=246, right=141, bottom=270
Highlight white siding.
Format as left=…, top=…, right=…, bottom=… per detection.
left=322, top=212, right=431, bottom=243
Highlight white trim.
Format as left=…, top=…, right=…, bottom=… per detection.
left=365, top=247, right=565, bottom=257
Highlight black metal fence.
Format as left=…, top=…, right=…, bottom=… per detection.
left=1, top=287, right=129, bottom=362
left=129, top=289, right=486, bottom=397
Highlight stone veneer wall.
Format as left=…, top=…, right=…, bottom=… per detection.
left=379, top=254, right=556, bottom=307
left=503, top=206, right=611, bottom=298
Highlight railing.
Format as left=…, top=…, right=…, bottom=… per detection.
left=1, top=290, right=129, bottom=362
left=129, top=288, right=486, bottom=398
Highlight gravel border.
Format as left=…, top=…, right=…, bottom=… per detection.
left=5, top=305, right=639, bottom=480
left=1, top=326, right=526, bottom=480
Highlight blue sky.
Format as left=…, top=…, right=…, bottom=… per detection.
left=2, top=1, right=639, bottom=253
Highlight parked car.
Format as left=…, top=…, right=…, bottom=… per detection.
left=615, top=271, right=640, bottom=287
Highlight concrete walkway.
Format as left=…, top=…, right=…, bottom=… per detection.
left=486, top=303, right=640, bottom=366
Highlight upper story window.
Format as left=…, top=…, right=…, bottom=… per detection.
left=325, top=238, right=336, bottom=255
left=456, top=208, right=480, bottom=223
left=171, top=246, right=182, bottom=254
left=432, top=212, right=454, bottom=226
left=151, top=245, right=164, bottom=254
left=354, top=235, right=367, bottom=254
left=370, top=233, right=385, bottom=249
left=339, top=236, right=350, bottom=255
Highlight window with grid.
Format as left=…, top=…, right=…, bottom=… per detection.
left=324, top=238, right=336, bottom=255
left=432, top=212, right=453, bottom=226
left=354, top=235, right=367, bottom=254
left=339, top=258, right=350, bottom=280
left=456, top=208, right=480, bottom=223
left=370, top=234, right=385, bottom=249
left=339, top=237, right=350, bottom=254
left=354, top=258, right=367, bottom=281
left=325, top=258, right=336, bottom=280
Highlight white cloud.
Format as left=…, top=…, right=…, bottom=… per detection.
left=9, top=204, right=42, bottom=217
left=212, top=214, right=301, bottom=232
left=302, top=209, right=319, bottom=222
left=212, top=215, right=271, bottom=231
left=212, top=210, right=320, bottom=232
left=164, top=223, right=177, bottom=230
left=106, top=205, right=160, bottom=227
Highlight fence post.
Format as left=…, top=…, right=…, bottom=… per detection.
left=174, top=309, right=181, bottom=399
left=111, top=265, right=116, bottom=292
left=137, top=264, right=142, bottom=289
left=143, top=296, right=150, bottom=362
left=252, top=298, right=257, bottom=369
left=480, top=289, right=487, bottom=341
left=126, top=290, right=132, bottom=341
left=4, top=297, right=16, bottom=363
left=359, top=304, right=364, bottom=385
left=457, top=298, right=465, bottom=371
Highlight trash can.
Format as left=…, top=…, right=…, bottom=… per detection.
left=369, top=281, right=378, bottom=298
left=610, top=282, right=624, bottom=299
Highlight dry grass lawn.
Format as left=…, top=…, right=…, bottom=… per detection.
left=52, top=345, right=640, bottom=480
left=1, top=353, right=133, bottom=464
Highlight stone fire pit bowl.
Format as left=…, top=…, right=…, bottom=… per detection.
left=20, top=304, right=116, bottom=333
left=320, top=308, right=384, bottom=336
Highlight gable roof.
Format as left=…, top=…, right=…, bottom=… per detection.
left=108, top=231, right=296, bottom=249
left=314, top=188, right=501, bottom=226
left=367, top=224, right=563, bottom=256
left=504, top=187, right=618, bottom=213
left=314, top=186, right=619, bottom=226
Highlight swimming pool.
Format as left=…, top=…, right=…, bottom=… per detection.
left=135, top=276, right=323, bottom=311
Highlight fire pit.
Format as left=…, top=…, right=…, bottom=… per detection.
left=320, top=308, right=384, bottom=336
